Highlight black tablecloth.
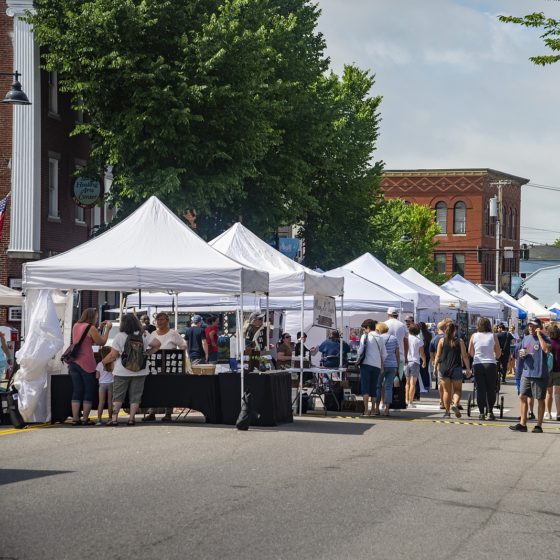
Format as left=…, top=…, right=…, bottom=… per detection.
left=50, top=374, right=221, bottom=424
left=218, top=371, right=293, bottom=426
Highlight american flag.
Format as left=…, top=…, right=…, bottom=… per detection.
left=0, top=193, right=10, bottom=242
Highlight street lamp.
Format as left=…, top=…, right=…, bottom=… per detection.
left=1, top=71, right=31, bottom=105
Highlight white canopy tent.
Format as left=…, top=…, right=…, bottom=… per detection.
left=209, top=222, right=343, bottom=297
left=0, top=284, right=23, bottom=306
left=400, top=267, right=466, bottom=315
left=23, top=197, right=268, bottom=294
left=441, top=275, right=503, bottom=318
left=20, top=197, right=271, bottom=421
left=342, top=253, right=440, bottom=312
left=209, top=222, right=344, bottom=415
left=517, top=294, right=556, bottom=320
left=490, top=290, right=527, bottom=320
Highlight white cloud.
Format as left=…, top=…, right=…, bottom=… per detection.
left=317, top=0, right=560, bottom=242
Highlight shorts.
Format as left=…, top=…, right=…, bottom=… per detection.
left=98, top=382, right=113, bottom=396
left=359, top=364, right=381, bottom=396
left=112, top=375, right=147, bottom=404
left=405, top=362, right=420, bottom=378
left=520, top=376, right=548, bottom=401
left=438, top=367, right=463, bottom=381
left=548, top=371, right=560, bottom=387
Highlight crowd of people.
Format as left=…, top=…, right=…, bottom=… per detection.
left=65, top=304, right=560, bottom=430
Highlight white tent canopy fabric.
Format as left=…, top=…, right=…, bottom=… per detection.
left=441, top=275, right=503, bottom=317
left=265, top=267, right=414, bottom=312
left=209, top=223, right=343, bottom=296
left=0, top=284, right=23, bottom=305
left=517, top=294, right=556, bottom=320
left=490, top=291, right=528, bottom=319
left=342, top=253, right=440, bottom=311
left=22, top=197, right=269, bottom=294
left=400, top=268, right=466, bottom=312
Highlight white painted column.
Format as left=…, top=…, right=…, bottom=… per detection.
left=6, top=1, right=41, bottom=259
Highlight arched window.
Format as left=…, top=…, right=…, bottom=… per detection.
left=435, top=202, right=447, bottom=234
left=513, top=208, right=517, bottom=240
left=453, top=201, right=466, bottom=234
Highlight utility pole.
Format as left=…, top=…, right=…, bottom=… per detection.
left=490, top=180, right=510, bottom=292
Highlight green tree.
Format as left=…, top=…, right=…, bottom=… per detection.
left=300, top=65, right=383, bottom=269
left=368, top=198, right=444, bottom=283
left=499, top=4, right=560, bottom=65
left=28, top=1, right=325, bottom=236
left=553, top=238, right=560, bottom=248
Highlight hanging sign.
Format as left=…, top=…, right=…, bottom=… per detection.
left=313, top=295, right=336, bottom=329
left=72, top=176, right=103, bottom=208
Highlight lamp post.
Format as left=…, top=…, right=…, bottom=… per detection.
left=1, top=71, right=31, bottom=105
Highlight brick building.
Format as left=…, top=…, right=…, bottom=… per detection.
left=1, top=1, right=110, bottom=330
left=381, top=168, right=529, bottom=291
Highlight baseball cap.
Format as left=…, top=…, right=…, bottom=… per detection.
left=249, top=312, right=265, bottom=322
left=528, top=318, right=542, bottom=327
left=405, top=315, right=414, bottom=322
left=192, top=314, right=203, bottom=324
left=387, top=307, right=398, bottom=316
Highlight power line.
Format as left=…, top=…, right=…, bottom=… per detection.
left=521, top=225, right=560, bottom=234
left=525, top=182, right=560, bottom=192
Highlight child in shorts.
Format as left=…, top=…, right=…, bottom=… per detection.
left=96, top=346, right=114, bottom=425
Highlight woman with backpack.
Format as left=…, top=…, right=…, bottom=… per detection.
left=69, top=308, right=112, bottom=426
left=102, top=313, right=161, bottom=426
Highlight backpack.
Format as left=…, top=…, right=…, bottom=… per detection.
left=121, top=332, right=147, bottom=372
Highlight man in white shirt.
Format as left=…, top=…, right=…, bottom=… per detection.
left=385, top=307, right=409, bottom=377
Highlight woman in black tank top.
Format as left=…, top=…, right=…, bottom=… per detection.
left=435, top=322, right=472, bottom=419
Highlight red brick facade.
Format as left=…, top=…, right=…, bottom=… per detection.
left=381, top=169, right=528, bottom=289
left=1, top=3, right=95, bottom=329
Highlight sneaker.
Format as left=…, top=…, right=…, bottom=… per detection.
left=407, top=403, right=416, bottom=409
left=487, top=412, right=496, bottom=421
left=544, top=412, right=551, bottom=421
left=160, top=415, right=173, bottom=423
left=529, top=411, right=536, bottom=420
left=509, top=423, right=528, bottom=432
left=143, top=413, right=156, bottom=422
left=532, top=425, right=543, bottom=433
left=95, top=420, right=104, bottom=426
left=451, top=404, right=462, bottom=418
left=457, top=404, right=464, bottom=411
left=439, top=403, right=445, bottom=410
left=478, top=413, right=485, bottom=421
left=442, top=412, right=451, bottom=418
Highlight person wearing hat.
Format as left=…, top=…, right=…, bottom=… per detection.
left=244, top=312, right=266, bottom=351
left=509, top=318, right=551, bottom=433
left=385, top=307, right=408, bottom=378
left=184, top=314, right=208, bottom=364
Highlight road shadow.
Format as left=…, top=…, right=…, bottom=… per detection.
left=0, top=468, right=73, bottom=486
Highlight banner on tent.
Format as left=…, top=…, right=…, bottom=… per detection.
left=313, top=296, right=336, bottom=329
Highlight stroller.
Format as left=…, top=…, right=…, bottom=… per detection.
left=466, top=366, right=504, bottom=418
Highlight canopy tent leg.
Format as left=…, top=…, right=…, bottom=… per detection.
left=240, top=286, right=245, bottom=404
left=299, top=293, right=304, bottom=417
left=265, top=293, right=270, bottom=350
left=174, top=292, right=179, bottom=331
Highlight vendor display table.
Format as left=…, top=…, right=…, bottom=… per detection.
left=50, top=371, right=293, bottom=426
left=218, top=371, right=293, bottom=426
left=50, top=374, right=221, bottom=424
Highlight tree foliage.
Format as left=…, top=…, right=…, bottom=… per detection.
left=368, top=198, right=444, bottom=283
left=28, top=0, right=384, bottom=255
left=499, top=4, right=560, bottom=65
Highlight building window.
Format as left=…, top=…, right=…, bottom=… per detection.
left=434, top=254, right=446, bottom=274
left=75, top=204, right=85, bottom=223
left=435, top=202, right=447, bottom=234
left=453, top=254, right=465, bottom=276
left=508, top=208, right=513, bottom=239
left=453, top=201, right=466, bottom=234
left=48, top=71, right=58, bottom=115
left=48, top=158, right=59, bottom=218
left=483, top=253, right=494, bottom=282
left=512, top=208, right=517, bottom=241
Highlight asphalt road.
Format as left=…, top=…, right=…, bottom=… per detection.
left=1, top=381, right=559, bottom=560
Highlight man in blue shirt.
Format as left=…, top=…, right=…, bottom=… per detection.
left=318, top=330, right=350, bottom=368
left=509, top=318, right=550, bottom=433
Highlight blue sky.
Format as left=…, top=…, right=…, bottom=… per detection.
left=317, top=0, right=560, bottom=245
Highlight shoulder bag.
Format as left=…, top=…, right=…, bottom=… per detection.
left=356, top=332, right=368, bottom=366
left=61, top=323, right=92, bottom=365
